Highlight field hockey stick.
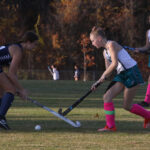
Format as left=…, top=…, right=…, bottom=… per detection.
left=123, top=46, right=150, bottom=54
left=48, top=66, right=53, bottom=76
left=27, top=97, right=81, bottom=128
left=58, top=82, right=101, bottom=116
left=123, top=46, right=135, bottom=51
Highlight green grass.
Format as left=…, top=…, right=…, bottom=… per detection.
left=0, top=80, right=150, bottom=150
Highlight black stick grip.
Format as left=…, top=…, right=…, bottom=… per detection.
left=62, top=82, right=101, bottom=116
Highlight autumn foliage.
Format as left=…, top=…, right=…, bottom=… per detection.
left=0, top=0, right=150, bottom=79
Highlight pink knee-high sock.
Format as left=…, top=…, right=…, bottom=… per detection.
left=130, top=104, right=150, bottom=119
left=144, top=84, right=150, bottom=104
left=104, top=102, right=115, bottom=128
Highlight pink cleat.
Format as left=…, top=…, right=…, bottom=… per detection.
left=97, top=125, right=117, bottom=132
left=144, top=119, right=150, bottom=128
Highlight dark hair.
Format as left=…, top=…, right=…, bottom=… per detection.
left=90, top=26, right=106, bottom=38
left=51, top=64, right=56, bottom=68
left=21, top=31, right=38, bottom=43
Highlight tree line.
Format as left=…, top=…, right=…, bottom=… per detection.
left=0, top=0, right=149, bottom=77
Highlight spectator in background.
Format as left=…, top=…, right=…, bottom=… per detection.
left=51, top=65, right=59, bottom=80
left=74, top=65, right=80, bottom=81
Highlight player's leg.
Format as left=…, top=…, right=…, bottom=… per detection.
left=123, top=85, right=150, bottom=128
left=138, top=75, right=150, bottom=107
left=98, top=82, right=124, bottom=132
left=123, top=85, right=139, bottom=110
left=0, top=72, right=16, bottom=130
left=0, top=88, right=4, bottom=106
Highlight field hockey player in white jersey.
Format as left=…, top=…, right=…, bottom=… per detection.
left=90, top=26, right=150, bottom=132
left=135, top=14, right=150, bottom=107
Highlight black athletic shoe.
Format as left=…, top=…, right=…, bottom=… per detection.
left=0, top=119, right=10, bottom=130
left=138, top=101, right=149, bottom=107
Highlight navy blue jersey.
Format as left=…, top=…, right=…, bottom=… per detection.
left=0, top=43, right=22, bottom=66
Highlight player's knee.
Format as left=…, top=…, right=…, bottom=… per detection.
left=103, top=94, right=111, bottom=102
left=103, top=94, right=107, bottom=101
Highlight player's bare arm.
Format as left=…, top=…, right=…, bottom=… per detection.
left=7, top=45, right=27, bottom=99
left=136, top=30, right=150, bottom=52
left=99, top=42, right=118, bottom=82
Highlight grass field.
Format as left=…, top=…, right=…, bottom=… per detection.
left=0, top=80, right=150, bottom=150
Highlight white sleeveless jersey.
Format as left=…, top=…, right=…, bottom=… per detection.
left=148, top=29, right=150, bottom=42
left=104, top=48, right=137, bottom=74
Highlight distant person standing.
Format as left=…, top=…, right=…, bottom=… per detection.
left=74, top=65, right=80, bottom=81
left=51, top=65, right=59, bottom=80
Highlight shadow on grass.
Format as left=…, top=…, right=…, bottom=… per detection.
left=3, top=119, right=150, bottom=134
left=12, top=99, right=146, bottom=109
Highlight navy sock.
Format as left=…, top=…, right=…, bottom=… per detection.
left=0, top=92, right=14, bottom=119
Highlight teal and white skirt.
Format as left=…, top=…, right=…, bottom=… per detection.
left=113, top=65, right=144, bottom=88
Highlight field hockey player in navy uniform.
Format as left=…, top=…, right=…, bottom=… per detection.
left=90, top=26, right=150, bottom=131
left=0, top=31, right=38, bottom=130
